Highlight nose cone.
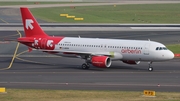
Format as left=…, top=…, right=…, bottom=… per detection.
left=168, top=51, right=174, bottom=59
left=155, top=50, right=174, bottom=61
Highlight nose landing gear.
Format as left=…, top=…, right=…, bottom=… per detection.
left=148, top=62, right=153, bottom=71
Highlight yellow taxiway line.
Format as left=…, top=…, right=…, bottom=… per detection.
left=16, top=50, right=28, bottom=57
left=0, top=18, right=9, bottom=24
left=15, top=57, right=56, bottom=65
left=6, top=30, right=21, bottom=69
left=0, top=30, right=21, bottom=70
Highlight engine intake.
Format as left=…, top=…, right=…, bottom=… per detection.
left=91, top=56, right=111, bottom=68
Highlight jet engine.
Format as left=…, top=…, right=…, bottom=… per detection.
left=122, top=60, right=140, bottom=65
left=91, top=56, right=111, bottom=68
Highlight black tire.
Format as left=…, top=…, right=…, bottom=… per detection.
left=148, top=67, right=153, bottom=71
left=81, top=63, right=90, bottom=69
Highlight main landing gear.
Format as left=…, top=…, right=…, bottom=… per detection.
left=148, top=61, right=153, bottom=71
left=81, top=63, right=90, bottom=69
left=81, top=56, right=91, bottom=69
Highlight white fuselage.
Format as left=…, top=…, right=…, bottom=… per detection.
left=51, top=37, right=174, bottom=62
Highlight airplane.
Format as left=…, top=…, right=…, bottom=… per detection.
left=17, top=7, right=174, bottom=71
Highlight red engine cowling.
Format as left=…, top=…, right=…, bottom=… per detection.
left=91, top=56, right=111, bottom=68
left=122, top=60, right=140, bottom=65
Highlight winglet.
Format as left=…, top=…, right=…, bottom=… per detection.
left=20, top=7, right=48, bottom=37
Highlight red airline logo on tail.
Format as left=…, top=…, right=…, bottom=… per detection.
left=25, top=19, right=34, bottom=30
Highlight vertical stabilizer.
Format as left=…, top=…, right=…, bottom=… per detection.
left=20, top=7, right=48, bottom=37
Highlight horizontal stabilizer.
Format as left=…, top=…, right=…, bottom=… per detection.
left=17, top=37, right=34, bottom=43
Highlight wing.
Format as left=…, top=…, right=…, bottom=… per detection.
left=39, top=49, right=114, bottom=56
left=36, top=49, right=123, bottom=60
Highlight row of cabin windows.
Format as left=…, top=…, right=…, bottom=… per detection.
left=58, top=44, right=143, bottom=49
left=108, top=46, right=142, bottom=49
left=59, top=44, right=102, bottom=47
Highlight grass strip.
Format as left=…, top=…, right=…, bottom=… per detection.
left=0, top=89, right=180, bottom=101
left=0, top=2, right=82, bottom=6
left=30, top=3, right=180, bottom=23
left=167, top=44, right=180, bottom=54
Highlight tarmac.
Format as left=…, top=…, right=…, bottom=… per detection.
left=0, top=30, right=180, bottom=92
left=0, top=2, right=180, bottom=92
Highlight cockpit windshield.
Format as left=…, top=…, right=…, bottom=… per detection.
left=156, top=47, right=168, bottom=50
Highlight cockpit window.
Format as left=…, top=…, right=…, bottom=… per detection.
left=156, top=47, right=159, bottom=50
left=155, top=47, right=168, bottom=50
left=163, top=47, right=167, bottom=50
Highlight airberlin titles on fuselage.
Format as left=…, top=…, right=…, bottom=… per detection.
left=121, top=49, right=141, bottom=54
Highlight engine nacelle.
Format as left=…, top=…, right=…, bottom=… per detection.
left=122, top=60, right=140, bottom=65
left=91, top=56, right=111, bottom=68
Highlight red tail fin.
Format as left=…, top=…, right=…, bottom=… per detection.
left=20, top=7, right=48, bottom=37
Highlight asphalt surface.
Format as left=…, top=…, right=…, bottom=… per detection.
left=0, top=2, right=180, bottom=92
left=0, top=30, right=180, bottom=92
left=0, top=8, right=45, bottom=23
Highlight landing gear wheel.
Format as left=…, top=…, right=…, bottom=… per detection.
left=148, top=61, right=153, bottom=71
left=81, top=63, right=90, bottom=69
left=148, top=67, right=153, bottom=71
